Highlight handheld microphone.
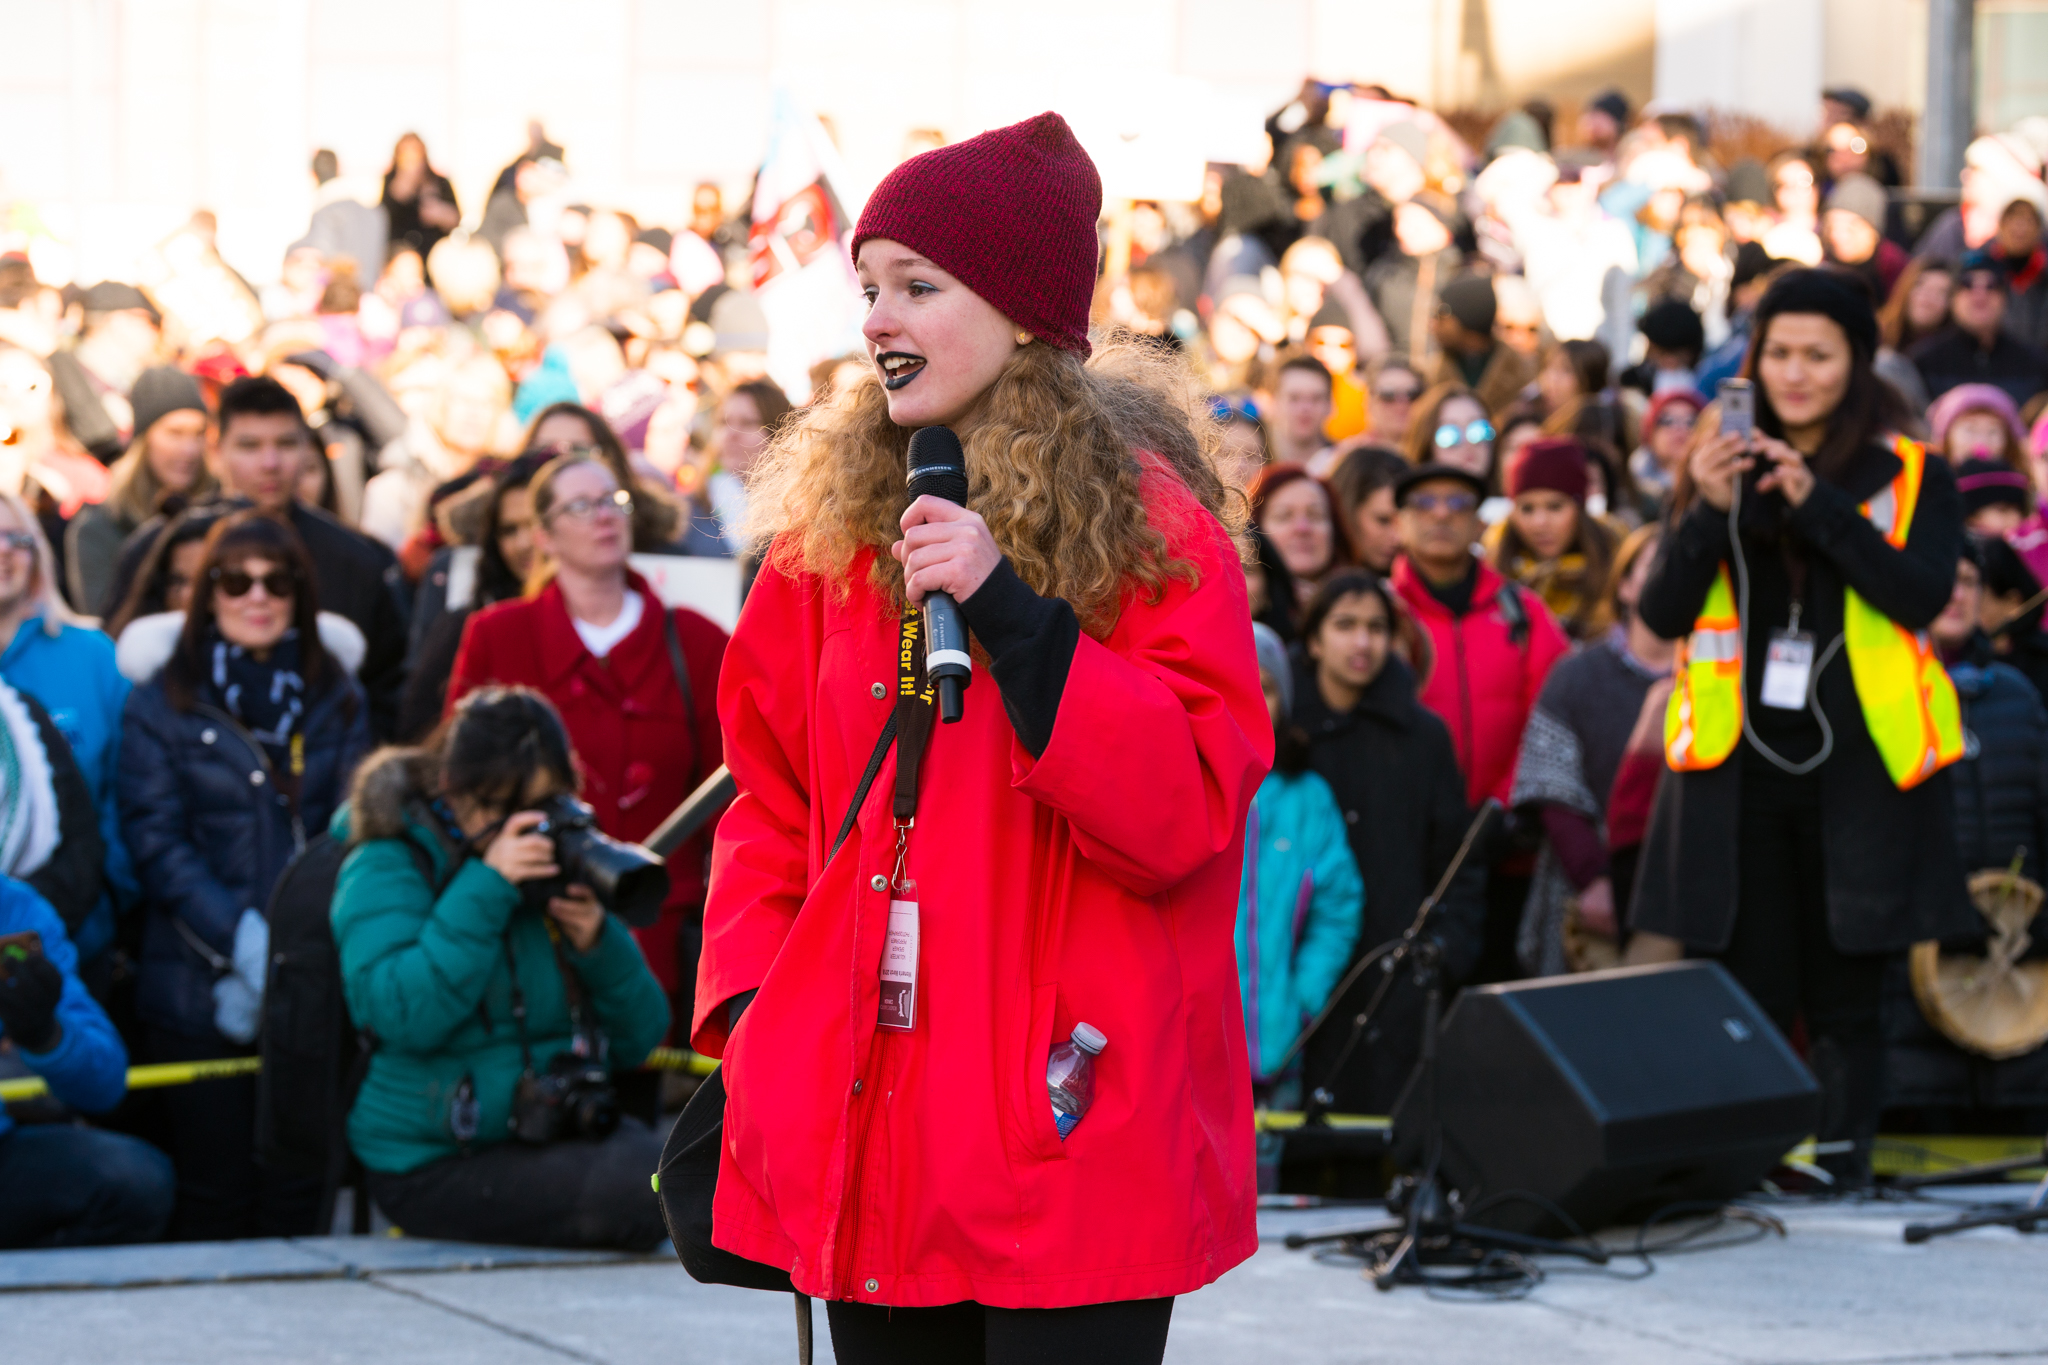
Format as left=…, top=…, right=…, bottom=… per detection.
left=905, top=426, right=972, bottom=724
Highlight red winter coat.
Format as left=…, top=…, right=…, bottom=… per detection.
left=447, top=572, right=728, bottom=994
left=1391, top=556, right=1569, bottom=808
left=694, top=472, right=1267, bottom=1309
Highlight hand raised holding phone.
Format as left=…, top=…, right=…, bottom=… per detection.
left=1688, top=379, right=1756, bottom=513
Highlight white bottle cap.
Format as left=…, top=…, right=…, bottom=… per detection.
left=1071, top=1022, right=1107, bottom=1055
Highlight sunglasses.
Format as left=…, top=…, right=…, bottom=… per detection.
left=1375, top=386, right=1421, bottom=404
left=1407, top=491, right=1478, bottom=515
left=548, top=489, right=634, bottom=522
left=1210, top=396, right=1262, bottom=424
left=1960, top=275, right=2003, bottom=293
left=213, top=567, right=297, bottom=599
left=1655, top=410, right=1699, bottom=430
left=0, top=531, right=35, bottom=554
left=1435, top=420, right=1495, bottom=449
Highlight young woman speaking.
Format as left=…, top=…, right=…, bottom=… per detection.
left=694, top=114, right=1267, bottom=1363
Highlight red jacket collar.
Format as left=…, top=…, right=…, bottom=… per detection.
left=531, top=569, right=663, bottom=685
left=1391, top=554, right=1504, bottom=619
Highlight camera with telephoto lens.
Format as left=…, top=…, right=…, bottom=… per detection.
left=528, top=794, right=670, bottom=927
left=510, top=1052, right=622, bottom=1144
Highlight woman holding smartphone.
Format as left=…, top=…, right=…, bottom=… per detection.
left=1634, top=270, right=1974, bottom=1187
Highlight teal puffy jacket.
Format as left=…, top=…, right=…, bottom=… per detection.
left=1234, top=769, right=1362, bottom=1080
left=330, top=749, right=670, bottom=1173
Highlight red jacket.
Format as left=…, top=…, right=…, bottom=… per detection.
left=1391, top=556, right=1569, bottom=808
left=694, top=474, right=1267, bottom=1309
left=447, top=572, right=728, bottom=993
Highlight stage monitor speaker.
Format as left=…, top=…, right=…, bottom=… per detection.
left=1392, top=960, right=1820, bottom=1235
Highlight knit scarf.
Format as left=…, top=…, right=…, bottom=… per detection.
left=210, top=627, right=306, bottom=770
left=0, top=681, right=59, bottom=880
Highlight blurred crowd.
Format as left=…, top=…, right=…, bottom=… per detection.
left=3, top=74, right=2048, bottom=1247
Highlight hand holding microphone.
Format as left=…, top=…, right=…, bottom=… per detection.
left=894, top=426, right=993, bottom=723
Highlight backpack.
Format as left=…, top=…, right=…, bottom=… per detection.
left=255, top=828, right=447, bottom=1232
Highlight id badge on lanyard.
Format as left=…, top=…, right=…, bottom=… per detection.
left=879, top=607, right=936, bottom=1033
left=1761, top=602, right=1816, bottom=710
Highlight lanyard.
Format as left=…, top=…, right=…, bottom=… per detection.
left=891, top=606, right=937, bottom=882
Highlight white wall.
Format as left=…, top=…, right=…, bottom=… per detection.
left=1652, top=0, right=1825, bottom=133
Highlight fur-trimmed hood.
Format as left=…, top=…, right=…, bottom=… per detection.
left=342, top=744, right=440, bottom=845
left=114, top=610, right=367, bottom=685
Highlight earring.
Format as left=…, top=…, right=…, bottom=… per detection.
left=1016, top=331, right=1033, bottom=345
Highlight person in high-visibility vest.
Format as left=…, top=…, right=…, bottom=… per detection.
left=1632, top=270, right=1977, bottom=1189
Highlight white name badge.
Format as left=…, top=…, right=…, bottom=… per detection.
left=878, top=884, right=919, bottom=1032
left=1760, top=630, right=1816, bottom=710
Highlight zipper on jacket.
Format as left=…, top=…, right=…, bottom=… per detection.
left=195, top=702, right=307, bottom=853
left=1452, top=619, right=1472, bottom=775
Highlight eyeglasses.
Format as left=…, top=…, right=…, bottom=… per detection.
left=1654, top=410, right=1699, bottom=430
left=547, top=489, right=634, bottom=523
left=0, top=531, right=35, bottom=555
left=1375, top=386, right=1421, bottom=404
left=1406, top=491, right=1478, bottom=515
left=213, top=567, right=297, bottom=599
left=1434, top=420, right=1495, bottom=449
left=534, top=442, right=603, bottom=461
left=1960, top=275, right=2004, bottom=294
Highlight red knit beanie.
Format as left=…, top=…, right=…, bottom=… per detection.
left=1507, top=436, right=1590, bottom=503
left=853, top=112, right=1102, bottom=355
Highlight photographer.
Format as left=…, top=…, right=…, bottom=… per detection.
left=445, top=453, right=726, bottom=1020
left=1636, top=269, right=1976, bottom=1187
left=0, top=876, right=175, bottom=1248
left=331, top=686, right=670, bottom=1250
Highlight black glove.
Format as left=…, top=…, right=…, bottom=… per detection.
left=0, top=950, right=63, bottom=1053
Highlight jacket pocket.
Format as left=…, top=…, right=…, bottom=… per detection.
left=1012, top=982, right=1070, bottom=1162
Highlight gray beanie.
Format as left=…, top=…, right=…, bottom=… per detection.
left=128, top=366, right=206, bottom=443
left=1824, top=172, right=1888, bottom=235
left=1252, top=622, right=1292, bottom=716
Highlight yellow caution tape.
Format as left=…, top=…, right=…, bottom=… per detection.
left=1, top=1049, right=720, bottom=1105
left=0, top=1056, right=262, bottom=1104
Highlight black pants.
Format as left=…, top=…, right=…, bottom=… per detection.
left=1714, top=762, right=1887, bottom=1181
left=365, top=1117, right=669, bottom=1251
left=147, top=1029, right=320, bottom=1240
left=826, top=1297, right=1173, bottom=1365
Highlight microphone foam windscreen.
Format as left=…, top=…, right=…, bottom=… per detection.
left=906, top=426, right=968, bottom=504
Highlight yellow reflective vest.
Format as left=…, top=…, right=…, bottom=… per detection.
left=1664, top=436, right=1964, bottom=789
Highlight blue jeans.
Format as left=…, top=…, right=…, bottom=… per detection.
left=0, top=1124, right=176, bottom=1248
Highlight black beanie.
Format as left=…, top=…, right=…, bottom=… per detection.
left=1440, top=274, right=1497, bottom=334
left=1752, top=267, right=1878, bottom=357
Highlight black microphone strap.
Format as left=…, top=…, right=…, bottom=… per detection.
left=893, top=605, right=937, bottom=825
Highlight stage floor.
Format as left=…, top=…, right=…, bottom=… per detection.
left=7, top=1189, right=2046, bottom=1363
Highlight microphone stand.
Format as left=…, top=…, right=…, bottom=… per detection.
left=1280, top=800, right=1608, bottom=1284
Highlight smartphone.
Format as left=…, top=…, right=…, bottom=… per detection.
left=1717, top=377, right=1755, bottom=438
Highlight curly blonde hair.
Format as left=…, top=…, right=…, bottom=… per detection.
left=744, top=336, right=1243, bottom=634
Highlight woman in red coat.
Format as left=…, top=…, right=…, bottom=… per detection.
left=446, top=453, right=726, bottom=1011
left=695, top=114, right=1267, bottom=1362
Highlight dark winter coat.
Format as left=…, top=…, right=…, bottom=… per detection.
left=1885, top=642, right=2048, bottom=1111
left=1293, top=654, right=1485, bottom=1113
left=116, top=612, right=372, bottom=1040
left=1632, top=441, right=1977, bottom=954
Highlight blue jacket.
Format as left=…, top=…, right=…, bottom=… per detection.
left=0, top=617, right=135, bottom=958
left=1235, top=769, right=1363, bottom=1080
left=0, top=876, right=128, bottom=1142
left=116, top=613, right=372, bottom=1041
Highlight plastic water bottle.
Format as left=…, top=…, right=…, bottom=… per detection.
left=1046, top=1022, right=1107, bottom=1140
